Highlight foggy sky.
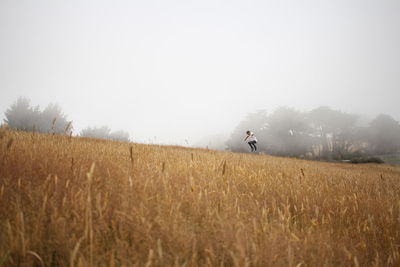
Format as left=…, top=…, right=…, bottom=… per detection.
left=1, top=0, right=399, bottom=145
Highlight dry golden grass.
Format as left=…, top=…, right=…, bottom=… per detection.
left=0, top=127, right=400, bottom=266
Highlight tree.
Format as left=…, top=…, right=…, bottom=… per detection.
left=4, top=97, right=73, bottom=134
left=4, top=97, right=37, bottom=131
left=262, top=107, right=313, bottom=157
left=80, top=126, right=130, bottom=142
left=368, top=114, right=400, bottom=154
left=39, top=103, right=72, bottom=134
left=109, top=130, right=130, bottom=142
left=80, top=126, right=112, bottom=139
left=307, top=107, right=358, bottom=159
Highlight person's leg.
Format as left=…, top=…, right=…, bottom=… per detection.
left=250, top=141, right=256, bottom=152
left=253, top=141, right=257, bottom=151
left=248, top=142, right=254, bottom=152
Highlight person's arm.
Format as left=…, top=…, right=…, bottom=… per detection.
left=244, top=135, right=249, bottom=141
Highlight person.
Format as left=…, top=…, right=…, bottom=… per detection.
left=244, top=130, right=258, bottom=152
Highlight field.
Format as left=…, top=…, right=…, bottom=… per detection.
left=1, top=128, right=400, bottom=266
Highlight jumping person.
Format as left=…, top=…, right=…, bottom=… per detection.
left=244, top=130, right=258, bottom=152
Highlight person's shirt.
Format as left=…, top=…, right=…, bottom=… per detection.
left=247, top=132, right=257, bottom=142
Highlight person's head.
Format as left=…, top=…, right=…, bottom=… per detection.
left=246, top=130, right=251, bottom=135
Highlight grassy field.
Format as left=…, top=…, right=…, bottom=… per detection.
left=1, top=127, right=400, bottom=266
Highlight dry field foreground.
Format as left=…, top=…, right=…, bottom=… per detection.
left=0, top=129, right=400, bottom=267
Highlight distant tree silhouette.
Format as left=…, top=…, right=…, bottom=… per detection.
left=80, top=126, right=130, bottom=142
left=368, top=114, right=400, bottom=154
left=227, top=106, right=400, bottom=159
left=262, top=107, right=312, bottom=157
left=4, top=97, right=36, bottom=131
left=307, top=107, right=358, bottom=159
left=226, top=106, right=400, bottom=160
left=39, top=103, right=72, bottom=134
left=4, top=97, right=73, bottom=134
left=109, top=130, right=130, bottom=142
left=80, top=126, right=111, bottom=139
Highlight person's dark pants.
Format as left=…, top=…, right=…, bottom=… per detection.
left=248, top=141, right=257, bottom=152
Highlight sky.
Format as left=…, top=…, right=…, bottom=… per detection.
left=1, top=0, right=399, bottom=145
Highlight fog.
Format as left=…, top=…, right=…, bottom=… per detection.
left=1, top=0, right=400, bottom=145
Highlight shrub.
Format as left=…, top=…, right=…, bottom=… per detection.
left=350, top=157, right=384, bottom=164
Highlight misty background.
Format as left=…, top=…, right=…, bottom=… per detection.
left=1, top=0, right=400, bottom=145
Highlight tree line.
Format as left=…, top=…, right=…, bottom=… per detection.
left=3, top=97, right=130, bottom=142
left=226, top=107, right=400, bottom=160
left=4, top=97, right=400, bottom=161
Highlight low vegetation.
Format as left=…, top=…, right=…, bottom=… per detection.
left=1, top=127, right=399, bottom=266
left=349, top=157, right=385, bottom=164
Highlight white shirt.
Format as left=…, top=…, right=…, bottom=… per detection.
left=247, top=133, right=257, bottom=142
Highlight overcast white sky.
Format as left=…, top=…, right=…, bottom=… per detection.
left=1, top=0, right=399, bottom=145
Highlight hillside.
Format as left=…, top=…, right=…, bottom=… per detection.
left=1, top=128, right=400, bottom=266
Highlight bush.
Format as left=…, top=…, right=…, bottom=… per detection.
left=80, top=126, right=130, bottom=142
left=350, top=157, right=384, bottom=164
